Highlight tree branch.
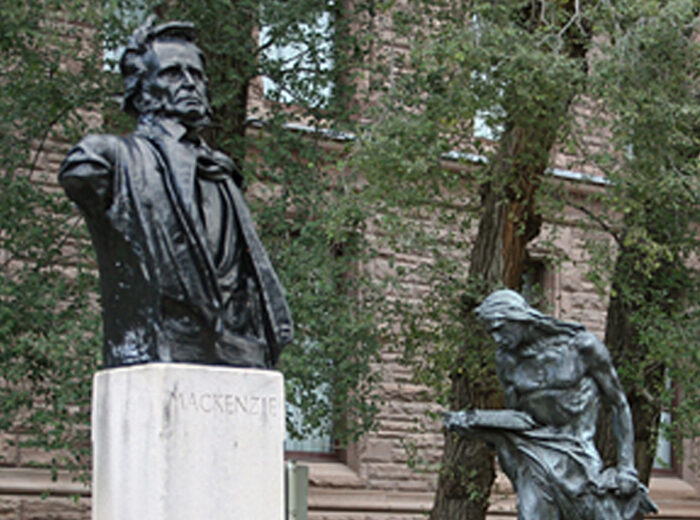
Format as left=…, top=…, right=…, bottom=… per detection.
left=568, top=200, right=621, bottom=246
left=558, top=0, right=583, bottom=39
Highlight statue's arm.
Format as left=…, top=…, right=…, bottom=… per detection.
left=443, top=409, right=536, bottom=435
left=59, top=134, right=118, bottom=216
left=578, top=333, right=638, bottom=487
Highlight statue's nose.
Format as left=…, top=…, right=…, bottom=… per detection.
left=181, top=70, right=197, bottom=87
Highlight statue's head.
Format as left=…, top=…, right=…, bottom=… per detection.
left=474, top=290, right=533, bottom=348
left=475, top=289, right=533, bottom=324
left=120, top=17, right=211, bottom=128
left=475, top=289, right=584, bottom=348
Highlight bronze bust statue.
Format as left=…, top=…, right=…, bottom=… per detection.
left=444, top=289, right=657, bottom=520
left=59, top=19, right=293, bottom=368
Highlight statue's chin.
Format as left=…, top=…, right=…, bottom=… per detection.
left=183, top=114, right=211, bottom=130
left=169, top=110, right=211, bottom=130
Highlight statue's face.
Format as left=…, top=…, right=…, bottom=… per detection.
left=485, top=318, right=524, bottom=348
left=142, top=40, right=210, bottom=126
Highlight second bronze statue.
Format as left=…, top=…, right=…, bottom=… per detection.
left=444, top=289, right=657, bottom=520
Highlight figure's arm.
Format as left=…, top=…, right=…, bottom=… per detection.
left=578, top=333, right=638, bottom=491
left=59, top=134, right=118, bottom=216
left=443, top=409, right=536, bottom=435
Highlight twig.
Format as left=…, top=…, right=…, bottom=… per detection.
left=28, top=104, right=74, bottom=183
left=558, top=0, right=582, bottom=39
left=540, top=0, right=547, bottom=25
left=568, top=200, right=621, bottom=245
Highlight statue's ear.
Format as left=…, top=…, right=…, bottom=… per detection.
left=132, top=90, right=161, bottom=118
left=131, top=92, right=146, bottom=115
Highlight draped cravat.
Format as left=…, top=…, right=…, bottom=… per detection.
left=195, top=145, right=243, bottom=186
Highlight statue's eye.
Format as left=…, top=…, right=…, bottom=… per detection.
left=187, top=67, right=203, bottom=80
left=489, top=319, right=503, bottom=331
left=158, top=67, right=182, bottom=81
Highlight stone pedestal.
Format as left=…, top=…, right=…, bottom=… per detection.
left=92, top=364, right=284, bottom=520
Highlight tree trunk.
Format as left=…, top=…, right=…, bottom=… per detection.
left=430, top=125, right=554, bottom=520
left=596, top=85, right=700, bottom=495
left=597, top=246, right=672, bottom=489
left=599, top=293, right=663, bottom=486
left=429, top=15, right=592, bottom=504
left=430, top=432, right=497, bottom=520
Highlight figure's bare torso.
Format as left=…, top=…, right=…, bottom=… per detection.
left=498, top=334, right=599, bottom=442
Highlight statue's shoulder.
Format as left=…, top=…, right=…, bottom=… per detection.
left=63, top=132, right=151, bottom=170
left=72, top=133, right=122, bottom=155
left=573, top=330, right=612, bottom=367
left=62, top=133, right=127, bottom=173
left=60, top=134, right=130, bottom=211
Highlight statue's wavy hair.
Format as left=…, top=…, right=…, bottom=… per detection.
left=475, top=289, right=585, bottom=337
left=119, top=16, right=209, bottom=119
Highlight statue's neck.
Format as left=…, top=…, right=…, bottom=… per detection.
left=138, top=114, right=203, bottom=143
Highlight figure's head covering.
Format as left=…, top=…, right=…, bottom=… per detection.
left=475, top=289, right=534, bottom=323
left=475, top=289, right=585, bottom=336
left=119, top=16, right=208, bottom=118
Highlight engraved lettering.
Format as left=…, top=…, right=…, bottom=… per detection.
left=167, top=389, right=278, bottom=416
left=213, top=393, right=224, bottom=412
left=200, top=393, right=212, bottom=413
left=168, top=387, right=179, bottom=406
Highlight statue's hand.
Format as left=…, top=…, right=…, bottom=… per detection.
left=442, top=410, right=475, bottom=432
left=508, top=410, right=537, bottom=430
left=615, top=466, right=639, bottom=496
